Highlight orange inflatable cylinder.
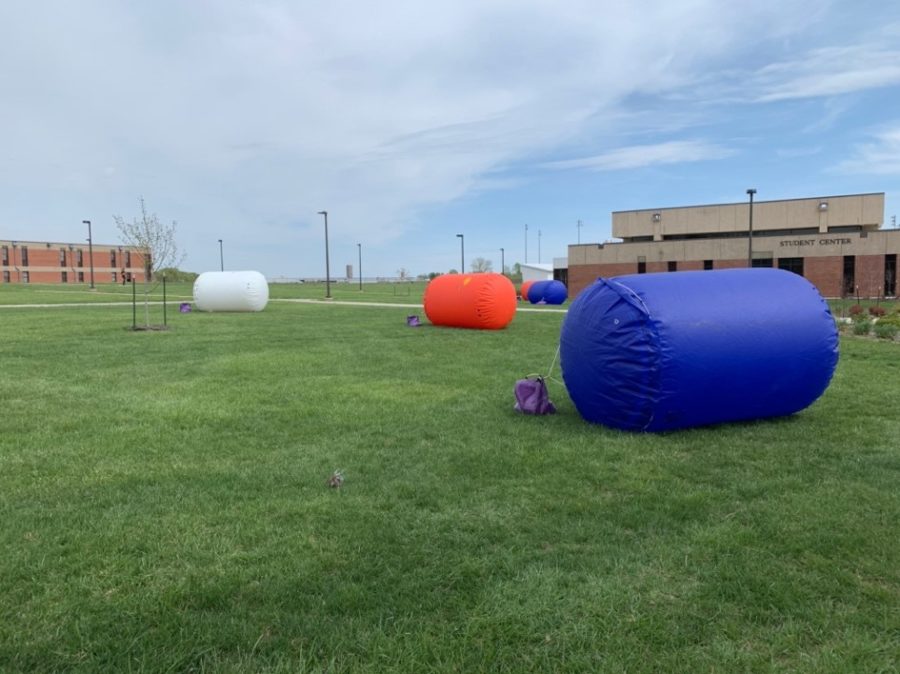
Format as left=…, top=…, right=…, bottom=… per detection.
left=519, top=280, right=535, bottom=301
left=424, top=273, right=517, bottom=330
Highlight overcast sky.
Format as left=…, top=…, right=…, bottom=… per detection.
left=2, top=0, right=900, bottom=278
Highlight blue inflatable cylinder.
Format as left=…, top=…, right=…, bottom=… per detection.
left=560, top=269, right=839, bottom=432
left=527, top=279, right=568, bottom=305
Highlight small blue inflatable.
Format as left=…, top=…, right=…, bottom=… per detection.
left=527, top=279, right=568, bottom=305
left=560, top=269, right=839, bottom=432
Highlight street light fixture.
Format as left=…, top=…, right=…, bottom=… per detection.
left=318, top=211, right=331, bottom=298
left=746, top=189, right=757, bottom=268
left=218, top=239, right=224, bottom=271
left=83, top=220, right=94, bottom=289
left=357, top=243, right=362, bottom=291
left=500, top=247, right=505, bottom=276
left=456, top=234, right=464, bottom=272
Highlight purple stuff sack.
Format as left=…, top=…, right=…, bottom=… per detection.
left=406, top=315, right=421, bottom=327
left=514, top=376, right=556, bottom=415
left=179, top=303, right=192, bottom=313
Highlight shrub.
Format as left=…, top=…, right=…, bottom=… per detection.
left=849, top=304, right=864, bottom=320
left=874, top=322, right=899, bottom=340
left=853, top=320, right=872, bottom=336
left=868, top=306, right=886, bottom=318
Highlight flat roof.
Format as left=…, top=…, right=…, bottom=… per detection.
left=611, top=192, right=885, bottom=215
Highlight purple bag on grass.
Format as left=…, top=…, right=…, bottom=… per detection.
left=514, top=377, right=556, bottom=415
left=406, top=315, right=421, bottom=327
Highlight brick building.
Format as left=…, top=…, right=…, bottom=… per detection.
left=568, top=192, right=899, bottom=299
left=1, top=239, right=149, bottom=285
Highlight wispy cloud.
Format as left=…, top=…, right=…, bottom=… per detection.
left=835, top=126, right=900, bottom=175
left=0, top=0, right=895, bottom=275
left=541, top=140, right=735, bottom=172
left=753, top=45, right=900, bottom=102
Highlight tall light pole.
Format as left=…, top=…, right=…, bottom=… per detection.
left=218, top=239, right=224, bottom=271
left=538, top=229, right=542, bottom=264
left=500, top=247, right=505, bottom=276
left=357, top=243, right=362, bottom=291
left=746, top=188, right=756, bottom=268
left=318, top=210, right=331, bottom=299
left=577, top=219, right=582, bottom=244
left=456, top=233, right=464, bottom=272
left=524, top=223, right=528, bottom=263
left=83, top=220, right=94, bottom=289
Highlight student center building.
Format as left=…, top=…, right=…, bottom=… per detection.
left=567, top=192, right=898, bottom=299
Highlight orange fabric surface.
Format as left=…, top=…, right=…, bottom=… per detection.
left=519, top=280, right=535, bottom=301
left=423, top=273, right=517, bottom=330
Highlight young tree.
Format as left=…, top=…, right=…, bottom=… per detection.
left=470, top=257, right=493, bottom=272
left=114, top=197, right=183, bottom=326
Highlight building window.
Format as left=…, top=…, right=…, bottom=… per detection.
left=62, top=271, right=68, bottom=283
left=78, top=271, right=84, bottom=283
left=1, top=246, right=8, bottom=265
left=886, top=254, right=897, bottom=297
left=703, top=260, right=713, bottom=270
left=21, top=246, right=29, bottom=266
left=2, top=271, right=9, bottom=283
left=842, top=256, right=855, bottom=297
left=637, top=259, right=646, bottom=274
left=777, top=257, right=804, bottom=276
left=60, top=248, right=67, bottom=267
left=125, top=251, right=131, bottom=267
left=751, top=258, right=773, bottom=268
left=667, top=261, right=677, bottom=272
left=77, top=249, right=84, bottom=267
left=110, top=250, right=117, bottom=268
left=23, top=271, right=30, bottom=283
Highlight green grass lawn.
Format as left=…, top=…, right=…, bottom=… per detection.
left=1, top=295, right=898, bottom=672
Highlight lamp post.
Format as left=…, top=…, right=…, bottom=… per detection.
left=218, top=239, right=224, bottom=271
left=456, top=233, right=464, bottom=272
left=318, top=210, right=331, bottom=299
left=500, top=247, right=505, bottom=276
left=746, top=188, right=757, bottom=268
left=357, top=243, right=362, bottom=291
left=524, top=223, right=528, bottom=263
left=83, top=220, right=94, bottom=289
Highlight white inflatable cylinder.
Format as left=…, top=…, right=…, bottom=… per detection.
left=193, top=271, right=269, bottom=312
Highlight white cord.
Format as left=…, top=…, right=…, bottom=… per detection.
left=545, top=344, right=563, bottom=385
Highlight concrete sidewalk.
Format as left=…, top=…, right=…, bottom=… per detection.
left=1, top=298, right=567, bottom=313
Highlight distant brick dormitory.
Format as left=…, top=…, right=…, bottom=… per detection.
left=1, top=240, right=149, bottom=285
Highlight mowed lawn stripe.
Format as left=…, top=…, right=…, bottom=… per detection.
left=0, top=299, right=898, bottom=672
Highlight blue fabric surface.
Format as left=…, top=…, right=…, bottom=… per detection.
left=560, top=269, right=839, bottom=432
left=527, top=279, right=568, bottom=304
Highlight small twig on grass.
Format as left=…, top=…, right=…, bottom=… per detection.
left=327, top=470, right=344, bottom=488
